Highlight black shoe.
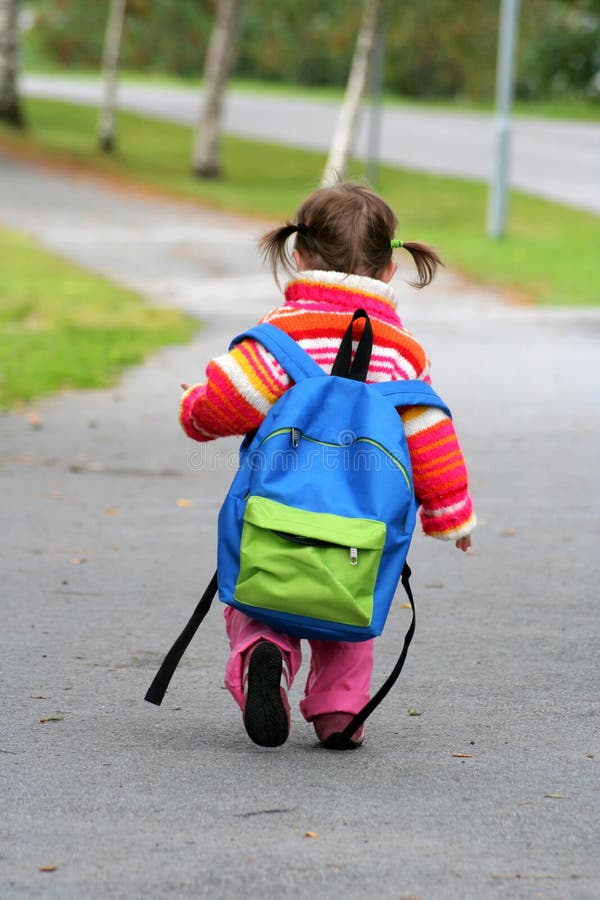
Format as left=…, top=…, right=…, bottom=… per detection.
left=242, top=641, right=290, bottom=748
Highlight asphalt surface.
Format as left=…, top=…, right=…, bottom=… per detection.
left=22, top=74, right=600, bottom=215
left=1, top=152, right=600, bottom=900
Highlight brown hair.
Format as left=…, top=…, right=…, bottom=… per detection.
left=258, top=182, right=443, bottom=289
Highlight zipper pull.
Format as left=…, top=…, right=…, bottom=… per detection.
left=291, top=427, right=301, bottom=448
left=349, top=547, right=358, bottom=566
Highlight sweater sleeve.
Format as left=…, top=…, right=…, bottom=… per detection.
left=399, top=404, right=476, bottom=541
left=178, top=339, right=291, bottom=443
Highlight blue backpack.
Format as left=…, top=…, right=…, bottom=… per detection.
left=146, top=311, right=451, bottom=739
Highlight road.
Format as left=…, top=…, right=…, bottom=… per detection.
left=1, top=151, right=600, bottom=898
left=22, top=74, right=600, bottom=216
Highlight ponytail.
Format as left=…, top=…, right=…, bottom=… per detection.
left=398, top=241, right=444, bottom=289
left=258, top=223, right=305, bottom=287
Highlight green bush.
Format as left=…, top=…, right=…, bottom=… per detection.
left=25, top=0, right=600, bottom=103
left=520, top=3, right=600, bottom=99
left=30, top=0, right=213, bottom=76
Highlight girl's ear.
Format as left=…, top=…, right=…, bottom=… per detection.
left=292, top=249, right=307, bottom=271
left=379, top=261, right=397, bottom=283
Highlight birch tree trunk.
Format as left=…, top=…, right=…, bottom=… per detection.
left=0, top=0, right=24, bottom=127
left=97, top=0, right=127, bottom=153
left=191, top=0, right=243, bottom=178
left=321, top=0, right=382, bottom=187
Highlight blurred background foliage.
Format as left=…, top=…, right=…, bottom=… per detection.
left=24, top=0, right=600, bottom=103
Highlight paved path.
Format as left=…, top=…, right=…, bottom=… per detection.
left=23, top=74, right=600, bottom=215
left=1, top=151, right=600, bottom=899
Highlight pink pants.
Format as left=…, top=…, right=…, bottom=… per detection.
left=224, top=607, right=374, bottom=721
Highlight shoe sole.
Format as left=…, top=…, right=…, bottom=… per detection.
left=321, top=730, right=364, bottom=751
left=243, top=642, right=289, bottom=748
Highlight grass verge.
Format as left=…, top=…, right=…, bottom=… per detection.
left=0, top=225, right=194, bottom=410
left=1, top=97, right=599, bottom=307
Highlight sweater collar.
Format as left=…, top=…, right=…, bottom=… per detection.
left=284, top=270, right=397, bottom=312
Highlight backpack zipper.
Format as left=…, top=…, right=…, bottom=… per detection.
left=301, top=433, right=412, bottom=492
left=274, top=530, right=359, bottom=565
left=354, top=437, right=412, bottom=492
left=259, top=429, right=411, bottom=490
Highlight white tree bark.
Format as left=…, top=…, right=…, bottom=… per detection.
left=97, top=0, right=127, bottom=153
left=191, top=0, right=244, bottom=178
left=321, top=0, right=382, bottom=187
left=0, top=0, right=24, bottom=126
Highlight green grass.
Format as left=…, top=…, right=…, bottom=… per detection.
left=0, top=226, right=194, bottom=409
left=377, top=171, right=600, bottom=307
left=2, top=97, right=599, bottom=308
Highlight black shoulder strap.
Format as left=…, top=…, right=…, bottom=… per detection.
left=331, top=309, right=373, bottom=382
left=321, top=564, right=416, bottom=750
left=144, top=571, right=218, bottom=706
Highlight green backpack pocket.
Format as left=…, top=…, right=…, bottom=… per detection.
left=234, top=496, right=386, bottom=627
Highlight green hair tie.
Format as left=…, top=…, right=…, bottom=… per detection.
left=390, top=239, right=403, bottom=249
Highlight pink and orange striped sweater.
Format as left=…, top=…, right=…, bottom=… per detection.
left=180, top=270, right=475, bottom=541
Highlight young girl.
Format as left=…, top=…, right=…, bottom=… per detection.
left=179, top=182, right=475, bottom=750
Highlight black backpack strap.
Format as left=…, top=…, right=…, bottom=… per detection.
left=144, top=571, right=218, bottom=706
left=331, top=309, right=373, bottom=382
left=322, top=563, right=416, bottom=750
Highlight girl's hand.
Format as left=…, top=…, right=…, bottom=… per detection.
left=455, top=535, right=472, bottom=552
left=181, top=383, right=190, bottom=391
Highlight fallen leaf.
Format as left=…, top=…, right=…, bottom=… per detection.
left=425, top=582, right=444, bottom=589
left=452, top=752, right=472, bottom=758
left=38, top=864, right=58, bottom=873
left=176, top=498, right=196, bottom=508
left=30, top=694, right=45, bottom=700
left=103, top=507, right=120, bottom=516
left=26, top=412, right=43, bottom=429
left=408, top=709, right=422, bottom=716
left=585, top=753, right=595, bottom=759
left=40, top=716, right=64, bottom=724
left=544, top=793, right=566, bottom=799
left=304, top=831, right=319, bottom=838
left=69, top=557, right=87, bottom=565
left=398, top=602, right=411, bottom=609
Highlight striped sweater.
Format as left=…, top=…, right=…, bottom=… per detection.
left=180, top=270, right=475, bottom=541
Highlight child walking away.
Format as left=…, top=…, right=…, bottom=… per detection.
left=166, top=182, right=475, bottom=750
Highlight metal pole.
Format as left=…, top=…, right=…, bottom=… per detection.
left=366, top=11, right=385, bottom=187
left=487, top=0, right=520, bottom=239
